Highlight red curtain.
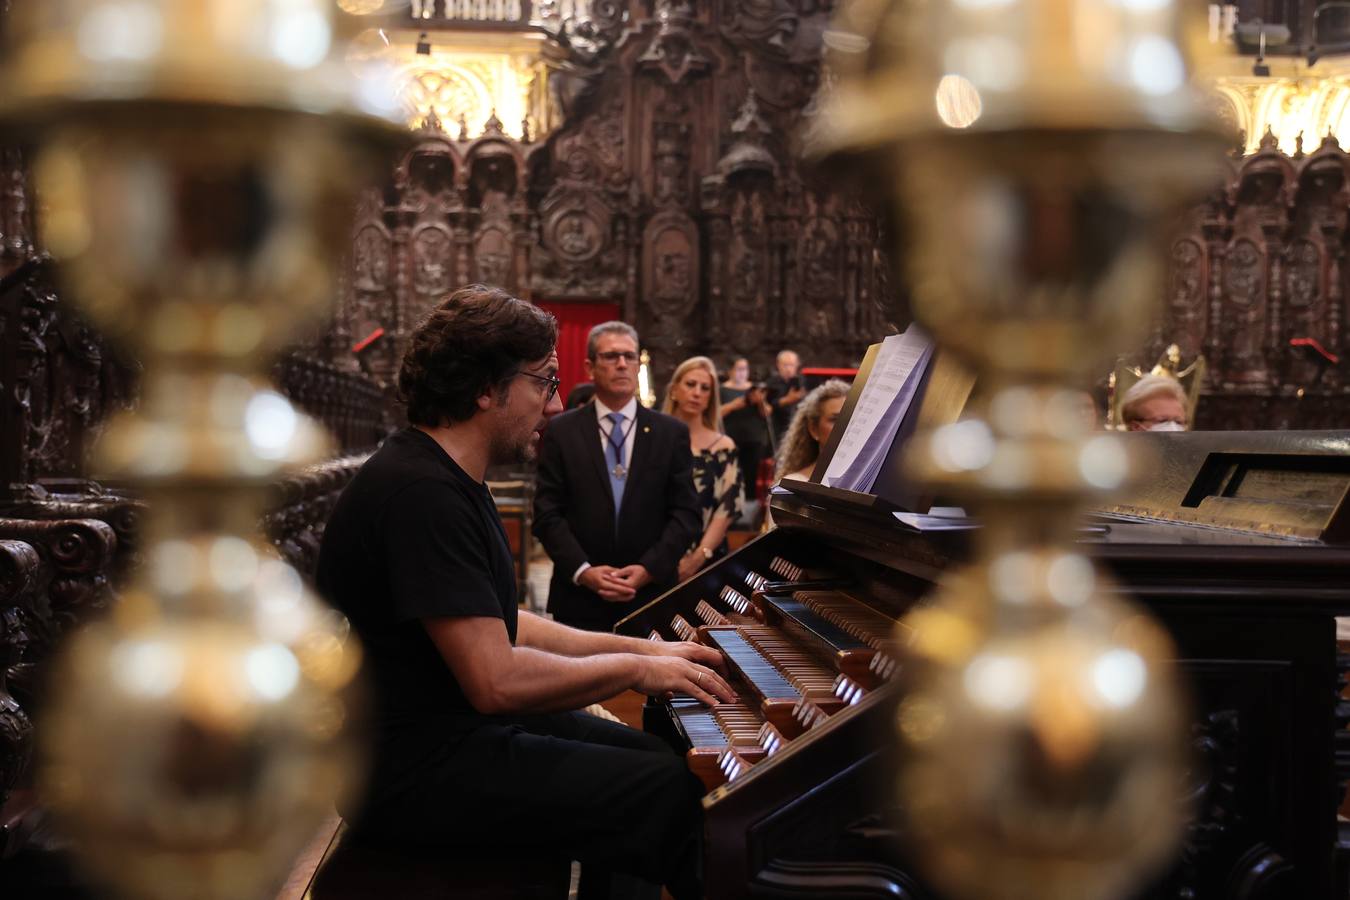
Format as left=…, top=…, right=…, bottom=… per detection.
left=536, top=301, right=621, bottom=402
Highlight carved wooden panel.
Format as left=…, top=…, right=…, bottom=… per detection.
left=323, top=2, right=1350, bottom=423
left=0, top=259, right=138, bottom=495
left=1140, top=132, right=1350, bottom=429
left=273, top=352, right=392, bottom=455
left=261, top=454, right=370, bottom=580
left=330, top=0, right=889, bottom=387
left=0, top=538, right=40, bottom=818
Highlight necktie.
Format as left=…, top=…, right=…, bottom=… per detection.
left=605, top=411, right=626, bottom=522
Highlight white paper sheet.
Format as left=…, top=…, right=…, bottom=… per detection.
left=823, top=327, right=934, bottom=493
left=892, top=507, right=978, bottom=532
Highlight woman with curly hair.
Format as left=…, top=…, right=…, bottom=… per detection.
left=775, top=378, right=851, bottom=483
left=663, top=355, right=741, bottom=582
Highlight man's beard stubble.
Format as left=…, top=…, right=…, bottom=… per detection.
left=488, top=424, right=536, bottom=466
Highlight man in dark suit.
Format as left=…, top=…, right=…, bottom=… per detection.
left=534, top=321, right=702, bottom=631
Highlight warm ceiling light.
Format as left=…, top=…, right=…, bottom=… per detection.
left=337, top=0, right=386, bottom=13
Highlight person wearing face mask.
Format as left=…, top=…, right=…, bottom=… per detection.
left=719, top=356, right=771, bottom=506
left=664, top=356, right=741, bottom=582
left=1121, top=374, right=1189, bottom=432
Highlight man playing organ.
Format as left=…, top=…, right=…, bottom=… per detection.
left=316, top=284, right=732, bottom=899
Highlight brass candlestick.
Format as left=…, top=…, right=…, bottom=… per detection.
left=0, top=3, right=402, bottom=898
left=819, top=2, right=1226, bottom=899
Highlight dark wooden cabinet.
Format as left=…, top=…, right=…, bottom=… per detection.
left=621, top=487, right=1350, bottom=899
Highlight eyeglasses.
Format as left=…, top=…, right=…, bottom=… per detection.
left=592, top=350, right=639, bottom=365
left=517, top=370, right=560, bottom=402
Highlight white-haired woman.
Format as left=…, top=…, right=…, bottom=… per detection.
left=664, top=356, right=741, bottom=581
left=1121, top=374, right=1188, bottom=432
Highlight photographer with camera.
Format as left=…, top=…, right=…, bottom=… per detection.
left=765, top=349, right=806, bottom=442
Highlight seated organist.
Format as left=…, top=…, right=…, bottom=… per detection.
left=314, top=285, right=734, bottom=899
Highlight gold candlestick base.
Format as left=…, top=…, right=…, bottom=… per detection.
left=816, top=1, right=1229, bottom=897
left=0, top=3, right=403, bottom=897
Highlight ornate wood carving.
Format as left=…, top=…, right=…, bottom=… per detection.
left=0, top=512, right=117, bottom=839
left=340, top=123, right=556, bottom=383
left=642, top=209, right=700, bottom=342
left=5, top=5, right=1350, bottom=489
left=262, top=455, right=369, bottom=580
left=0, top=148, right=34, bottom=280
left=273, top=353, right=391, bottom=456
left=0, top=539, right=41, bottom=816
left=330, top=2, right=888, bottom=387
left=324, top=3, right=1350, bottom=421
left=0, top=259, right=138, bottom=495
left=0, top=517, right=116, bottom=643
left=1, top=486, right=143, bottom=581
left=1148, top=132, right=1350, bottom=429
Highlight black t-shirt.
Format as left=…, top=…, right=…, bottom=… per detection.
left=316, top=427, right=517, bottom=731
left=719, top=384, right=768, bottom=448
left=765, top=374, right=802, bottom=437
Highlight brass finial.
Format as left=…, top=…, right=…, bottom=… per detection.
left=818, top=1, right=1227, bottom=898
left=0, top=3, right=403, bottom=898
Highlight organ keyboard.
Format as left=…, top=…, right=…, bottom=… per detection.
left=616, top=431, right=1350, bottom=900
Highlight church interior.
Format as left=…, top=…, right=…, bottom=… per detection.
left=2, top=1, right=1350, bottom=899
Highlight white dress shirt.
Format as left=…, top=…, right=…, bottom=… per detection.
left=573, top=395, right=640, bottom=585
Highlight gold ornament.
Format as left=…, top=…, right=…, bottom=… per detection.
left=817, top=1, right=1230, bottom=898
left=0, top=2, right=402, bottom=898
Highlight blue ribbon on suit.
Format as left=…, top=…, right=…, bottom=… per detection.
left=605, top=411, right=626, bottom=523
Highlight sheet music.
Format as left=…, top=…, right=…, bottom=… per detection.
left=893, top=507, right=978, bottom=532
left=823, top=327, right=934, bottom=492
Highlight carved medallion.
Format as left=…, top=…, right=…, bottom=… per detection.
left=541, top=187, right=612, bottom=268
left=555, top=212, right=602, bottom=261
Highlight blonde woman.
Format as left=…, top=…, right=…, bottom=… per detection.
left=775, top=379, right=851, bottom=482
left=663, top=356, right=741, bottom=581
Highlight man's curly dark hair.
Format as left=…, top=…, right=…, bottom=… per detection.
left=398, top=284, right=558, bottom=427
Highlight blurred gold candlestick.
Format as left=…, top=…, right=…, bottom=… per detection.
left=0, top=2, right=402, bottom=897
left=819, top=1, right=1228, bottom=898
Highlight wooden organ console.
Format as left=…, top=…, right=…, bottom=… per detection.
left=617, top=430, right=1350, bottom=900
